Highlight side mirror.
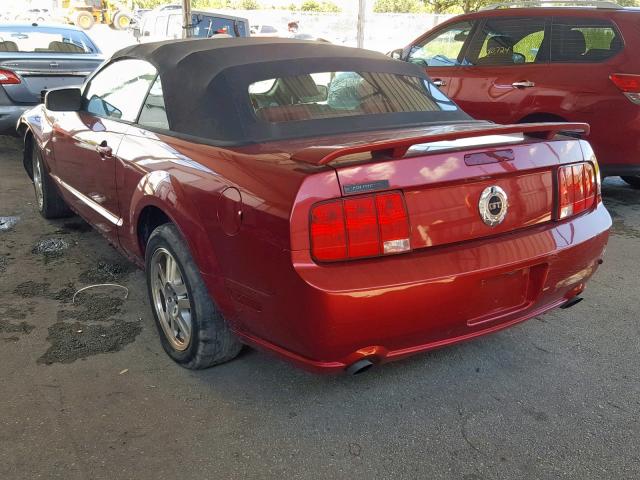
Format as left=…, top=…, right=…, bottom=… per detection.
left=45, top=87, right=82, bottom=111
left=389, top=48, right=404, bottom=60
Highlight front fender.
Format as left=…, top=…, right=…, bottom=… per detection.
left=18, top=105, right=50, bottom=179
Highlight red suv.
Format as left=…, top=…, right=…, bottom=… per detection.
left=392, top=4, right=640, bottom=186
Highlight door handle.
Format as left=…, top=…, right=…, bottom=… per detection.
left=433, top=79, right=447, bottom=87
left=96, top=140, right=113, bottom=158
left=512, top=81, right=535, bottom=89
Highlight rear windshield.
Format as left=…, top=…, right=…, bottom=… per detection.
left=0, top=29, right=96, bottom=54
left=249, top=71, right=457, bottom=123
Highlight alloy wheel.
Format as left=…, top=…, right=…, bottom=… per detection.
left=150, top=247, right=192, bottom=351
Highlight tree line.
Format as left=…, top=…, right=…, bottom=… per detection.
left=373, top=0, right=640, bottom=14
left=132, top=0, right=640, bottom=14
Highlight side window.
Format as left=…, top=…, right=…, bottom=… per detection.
left=167, top=14, right=182, bottom=39
left=138, top=76, right=169, bottom=130
left=155, top=14, right=169, bottom=36
left=408, top=22, right=474, bottom=68
left=83, top=59, right=157, bottom=122
left=470, top=18, right=547, bottom=66
left=551, top=17, right=622, bottom=63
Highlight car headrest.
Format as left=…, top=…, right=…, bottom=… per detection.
left=610, top=34, right=623, bottom=52
left=0, top=41, right=18, bottom=52
left=48, top=41, right=84, bottom=53
left=486, top=35, right=514, bottom=57
left=558, top=30, right=586, bottom=60
left=281, top=74, right=322, bottom=101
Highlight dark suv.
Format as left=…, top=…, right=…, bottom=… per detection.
left=392, top=3, right=640, bottom=185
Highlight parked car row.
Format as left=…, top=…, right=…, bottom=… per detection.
left=0, top=23, right=104, bottom=133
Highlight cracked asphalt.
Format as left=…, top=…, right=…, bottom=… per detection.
left=0, top=134, right=639, bottom=479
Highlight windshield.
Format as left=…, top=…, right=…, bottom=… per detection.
left=249, top=71, right=458, bottom=123
left=0, top=28, right=97, bottom=54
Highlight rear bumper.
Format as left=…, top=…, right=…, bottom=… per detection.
left=0, top=105, right=33, bottom=134
left=232, top=204, right=611, bottom=373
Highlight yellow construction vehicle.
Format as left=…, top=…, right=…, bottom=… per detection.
left=59, top=0, right=133, bottom=30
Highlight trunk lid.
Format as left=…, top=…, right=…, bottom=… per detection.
left=0, top=55, right=102, bottom=103
left=293, top=122, right=589, bottom=253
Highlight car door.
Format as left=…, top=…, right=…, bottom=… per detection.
left=446, top=16, right=550, bottom=124
left=404, top=21, right=476, bottom=95
left=51, top=59, right=157, bottom=241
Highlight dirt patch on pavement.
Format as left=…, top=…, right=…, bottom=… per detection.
left=38, top=320, right=142, bottom=365
left=14, top=281, right=51, bottom=298
left=1, top=304, right=35, bottom=320
left=0, top=320, right=35, bottom=335
left=57, top=219, right=93, bottom=234
left=79, top=258, right=136, bottom=284
left=41, top=290, right=141, bottom=364
left=58, top=293, right=124, bottom=323
left=0, top=216, right=20, bottom=232
left=51, top=283, right=76, bottom=303
left=32, top=237, right=72, bottom=261
left=0, top=254, right=8, bottom=273
left=609, top=210, right=640, bottom=239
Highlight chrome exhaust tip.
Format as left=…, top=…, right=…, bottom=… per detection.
left=346, top=358, right=374, bottom=375
left=560, top=296, right=584, bottom=309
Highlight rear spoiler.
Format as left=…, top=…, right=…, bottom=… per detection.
left=291, top=122, right=590, bottom=166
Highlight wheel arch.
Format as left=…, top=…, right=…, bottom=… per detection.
left=22, top=127, right=34, bottom=180
left=129, top=171, right=219, bottom=277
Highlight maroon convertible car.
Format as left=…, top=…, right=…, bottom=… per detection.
left=18, top=38, right=611, bottom=374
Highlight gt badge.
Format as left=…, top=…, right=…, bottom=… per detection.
left=479, top=185, right=508, bottom=227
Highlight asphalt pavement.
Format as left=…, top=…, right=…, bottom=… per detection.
left=0, top=134, right=639, bottom=479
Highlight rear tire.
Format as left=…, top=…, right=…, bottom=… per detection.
left=32, top=143, right=71, bottom=219
left=145, top=223, right=242, bottom=369
left=621, top=176, right=640, bottom=189
left=74, top=11, right=94, bottom=30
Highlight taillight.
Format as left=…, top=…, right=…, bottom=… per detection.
left=0, top=69, right=20, bottom=85
left=310, top=191, right=410, bottom=262
left=610, top=73, right=640, bottom=104
left=557, top=163, right=598, bottom=220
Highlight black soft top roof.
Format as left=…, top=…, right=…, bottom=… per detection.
left=112, top=38, right=470, bottom=145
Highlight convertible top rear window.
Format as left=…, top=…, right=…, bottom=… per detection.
left=111, top=38, right=472, bottom=144
left=249, top=71, right=456, bottom=123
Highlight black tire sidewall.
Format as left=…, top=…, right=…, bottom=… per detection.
left=621, top=176, right=640, bottom=189
left=32, top=142, right=69, bottom=218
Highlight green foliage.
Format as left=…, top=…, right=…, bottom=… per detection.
left=299, top=0, right=341, bottom=12
left=373, top=0, right=494, bottom=13
left=239, top=0, right=259, bottom=8
left=133, top=0, right=168, bottom=8
left=373, top=0, right=424, bottom=13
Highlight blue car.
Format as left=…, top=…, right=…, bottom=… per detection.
left=0, top=23, right=104, bottom=133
